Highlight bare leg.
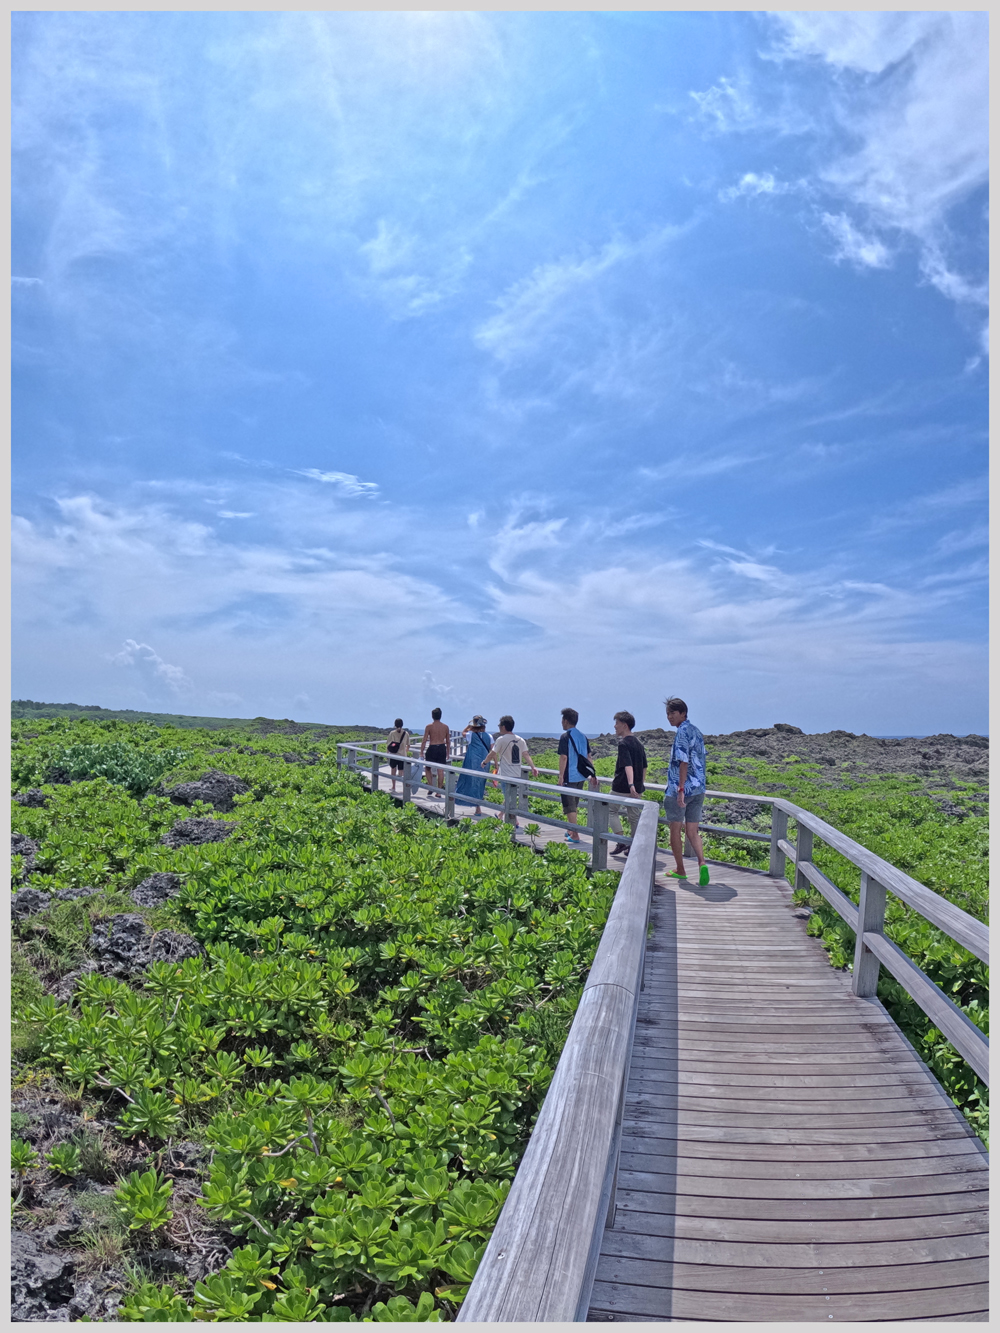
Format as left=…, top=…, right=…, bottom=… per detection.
left=669, top=821, right=685, bottom=874
left=686, top=822, right=705, bottom=865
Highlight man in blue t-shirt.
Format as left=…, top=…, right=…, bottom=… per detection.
left=664, top=697, right=710, bottom=886
left=557, top=707, right=594, bottom=845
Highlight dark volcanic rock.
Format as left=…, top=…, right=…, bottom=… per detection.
left=88, top=914, right=152, bottom=978
left=52, top=885, right=100, bottom=903
left=13, top=789, right=50, bottom=808
left=773, top=722, right=803, bottom=733
left=150, top=930, right=205, bottom=966
left=11, top=1230, right=76, bottom=1320
left=87, top=914, right=203, bottom=978
left=11, top=888, right=52, bottom=920
left=131, top=871, right=182, bottom=908
left=167, top=769, right=249, bottom=812
left=53, top=961, right=99, bottom=1003
left=163, top=816, right=237, bottom=848
left=12, top=832, right=39, bottom=879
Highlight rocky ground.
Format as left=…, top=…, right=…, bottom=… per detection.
left=527, top=724, right=989, bottom=790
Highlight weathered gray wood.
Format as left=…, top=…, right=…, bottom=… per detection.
left=700, top=823, right=772, bottom=842
left=457, top=802, right=659, bottom=1323
left=773, top=798, right=988, bottom=961
left=590, top=795, right=609, bottom=872
left=768, top=804, right=789, bottom=877
left=794, top=821, right=814, bottom=896
left=620, top=1141, right=987, bottom=1168
left=613, top=1186, right=988, bottom=1221
left=861, top=931, right=989, bottom=1083
left=615, top=1167, right=988, bottom=1198
left=588, top=1277, right=989, bottom=1321
left=597, top=1224, right=989, bottom=1267
left=621, top=1121, right=979, bottom=1147
left=853, top=870, right=887, bottom=997
left=592, top=1253, right=987, bottom=1294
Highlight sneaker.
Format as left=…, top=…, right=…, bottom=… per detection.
left=611, top=843, right=628, bottom=856
left=699, top=865, right=710, bottom=887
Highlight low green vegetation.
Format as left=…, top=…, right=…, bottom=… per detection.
left=11, top=716, right=618, bottom=1320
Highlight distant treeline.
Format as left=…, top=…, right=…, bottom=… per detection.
left=10, top=700, right=386, bottom=738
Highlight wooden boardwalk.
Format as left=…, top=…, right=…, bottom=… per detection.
left=588, top=860, right=989, bottom=1323
left=370, top=768, right=989, bottom=1322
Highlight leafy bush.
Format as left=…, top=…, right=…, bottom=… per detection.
left=114, top=1169, right=174, bottom=1231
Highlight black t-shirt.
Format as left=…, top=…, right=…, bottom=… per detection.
left=612, top=735, right=646, bottom=794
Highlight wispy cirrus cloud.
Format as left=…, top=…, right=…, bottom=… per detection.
left=293, top=469, right=380, bottom=498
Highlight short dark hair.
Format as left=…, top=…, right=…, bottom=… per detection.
left=394, top=718, right=403, bottom=728
left=665, top=697, right=687, bottom=717
left=431, top=707, right=442, bottom=721
left=614, top=710, right=635, bottom=730
left=499, top=715, right=514, bottom=732
left=561, top=707, right=579, bottom=727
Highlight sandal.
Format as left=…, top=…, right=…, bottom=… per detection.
left=666, top=870, right=688, bottom=881
left=699, top=865, right=710, bottom=886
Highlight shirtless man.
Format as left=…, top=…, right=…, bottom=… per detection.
left=420, top=707, right=450, bottom=796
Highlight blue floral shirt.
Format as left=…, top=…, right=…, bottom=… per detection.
left=665, top=720, right=706, bottom=797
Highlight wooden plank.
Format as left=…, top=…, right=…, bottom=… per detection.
left=621, top=1121, right=978, bottom=1146
left=615, top=1168, right=989, bottom=1198
left=619, top=1138, right=986, bottom=1165
left=606, top=1207, right=988, bottom=1244
left=628, top=1081, right=954, bottom=1107
left=627, top=1108, right=971, bottom=1131
left=592, top=1254, right=988, bottom=1295
left=597, top=1225, right=990, bottom=1268
left=588, top=1278, right=990, bottom=1321
left=631, top=1064, right=940, bottom=1086
left=613, top=1187, right=988, bottom=1222
left=625, top=1092, right=956, bottom=1116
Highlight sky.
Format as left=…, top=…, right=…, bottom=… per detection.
left=12, top=10, right=988, bottom=736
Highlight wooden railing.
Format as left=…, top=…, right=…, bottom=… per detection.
left=336, top=742, right=988, bottom=1321
left=457, top=800, right=661, bottom=1322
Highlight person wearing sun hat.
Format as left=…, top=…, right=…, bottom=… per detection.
left=455, top=716, right=493, bottom=816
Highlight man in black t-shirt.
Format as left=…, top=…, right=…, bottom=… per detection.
left=609, top=710, right=647, bottom=856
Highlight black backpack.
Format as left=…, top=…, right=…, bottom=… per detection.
left=568, top=732, right=596, bottom=782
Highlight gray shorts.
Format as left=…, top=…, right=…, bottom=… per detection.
left=560, top=780, right=584, bottom=813
left=663, top=791, right=705, bottom=824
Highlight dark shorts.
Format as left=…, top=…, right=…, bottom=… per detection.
left=389, top=756, right=404, bottom=772
left=561, top=779, right=584, bottom=813
left=663, top=791, right=705, bottom=824
left=425, top=744, right=447, bottom=764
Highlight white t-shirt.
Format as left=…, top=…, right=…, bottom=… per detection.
left=492, top=732, right=528, bottom=778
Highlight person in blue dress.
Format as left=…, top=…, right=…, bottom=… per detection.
left=455, top=715, right=493, bottom=815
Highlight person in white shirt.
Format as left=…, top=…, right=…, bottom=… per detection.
left=483, top=715, right=538, bottom=827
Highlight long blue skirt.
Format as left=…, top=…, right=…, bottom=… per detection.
left=455, top=731, right=493, bottom=804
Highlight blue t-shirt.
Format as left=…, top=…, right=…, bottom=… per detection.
left=665, top=720, right=706, bottom=797
left=558, top=727, right=591, bottom=782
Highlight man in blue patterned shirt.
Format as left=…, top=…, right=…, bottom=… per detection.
left=664, top=697, right=710, bottom=886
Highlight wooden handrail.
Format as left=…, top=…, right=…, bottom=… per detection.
left=457, top=801, right=660, bottom=1322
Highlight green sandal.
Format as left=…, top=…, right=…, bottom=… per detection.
left=699, top=865, right=710, bottom=886
left=666, top=870, right=687, bottom=881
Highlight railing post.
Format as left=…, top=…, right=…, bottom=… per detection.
left=402, top=757, right=418, bottom=803
left=852, top=872, right=886, bottom=997
left=769, top=804, right=789, bottom=877
left=444, top=767, right=456, bottom=820
left=502, top=778, right=516, bottom=825
left=370, top=747, right=380, bottom=795
left=591, top=796, right=609, bottom=872
left=794, top=822, right=813, bottom=893
left=335, top=743, right=343, bottom=770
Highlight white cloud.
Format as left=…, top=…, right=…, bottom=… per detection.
left=768, top=12, right=987, bottom=313
left=640, top=452, right=767, bottom=483
left=820, top=212, right=891, bottom=270
left=111, top=639, right=193, bottom=696
left=718, top=171, right=795, bottom=202
left=218, top=511, right=254, bottom=519
left=12, top=275, right=43, bottom=286
left=357, top=218, right=472, bottom=319
left=293, top=469, right=380, bottom=498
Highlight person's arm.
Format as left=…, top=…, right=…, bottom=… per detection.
left=522, top=746, right=538, bottom=777
left=678, top=760, right=688, bottom=804
left=483, top=745, right=498, bottom=770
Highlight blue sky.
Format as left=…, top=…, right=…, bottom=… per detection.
left=12, top=10, right=988, bottom=735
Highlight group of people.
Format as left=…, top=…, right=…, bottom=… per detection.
left=383, top=697, right=710, bottom=886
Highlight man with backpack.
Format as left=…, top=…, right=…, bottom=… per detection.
left=483, top=716, right=539, bottom=827
left=557, top=707, right=597, bottom=844
left=385, top=718, right=410, bottom=794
